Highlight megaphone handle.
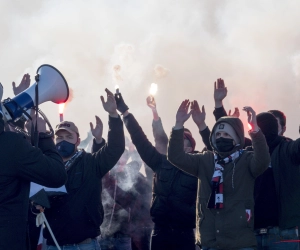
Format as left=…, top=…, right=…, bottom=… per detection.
left=33, top=80, right=39, bottom=147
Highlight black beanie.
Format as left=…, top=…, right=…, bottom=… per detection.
left=256, top=112, right=278, bottom=144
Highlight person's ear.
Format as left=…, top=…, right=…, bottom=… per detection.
left=76, top=137, right=81, bottom=147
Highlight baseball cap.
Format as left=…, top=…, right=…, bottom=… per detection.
left=55, top=121, right=79, bottom=136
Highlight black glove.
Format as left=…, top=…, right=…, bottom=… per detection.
left=115, top=93, right=129, bottom=114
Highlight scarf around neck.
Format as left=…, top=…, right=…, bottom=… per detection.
left=207, top=149, right=243, bottom=209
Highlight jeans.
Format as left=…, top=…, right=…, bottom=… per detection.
left=150, top=228, right=195, bottom=250
left=256, top=226, right=299, bottom=250
left=47, top=238, right=100, bottom=250
left=99, top=236, right=132, bottom=250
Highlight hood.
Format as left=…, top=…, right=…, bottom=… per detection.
left=256, top=112, right=278, bottom=145
left=210, top=116, right=245, bottom=157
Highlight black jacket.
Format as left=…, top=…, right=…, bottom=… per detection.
left=44, top=116, right=125, bottom=245
left=123, top=113, right=197, bottom=229
left=0, top=131, right=66, bottom=250
left=255, top=137, right=300, bottom=229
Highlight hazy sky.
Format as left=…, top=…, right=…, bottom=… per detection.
left=1, top=0, right=300, bottom=149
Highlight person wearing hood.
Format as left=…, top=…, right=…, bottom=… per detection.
left=254, top=112, right=300, bottom=250
left=168, top=100, right=270, bottom=250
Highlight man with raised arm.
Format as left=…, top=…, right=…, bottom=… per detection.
left=168, top=100, right=270, bottom=250
left=146, top=95, right=168, bottom=155
left=254, top=112, right=300, bottom=249
left=114, top=92, right=198, bottom=250
left=43, top=89, right=125, bottom=250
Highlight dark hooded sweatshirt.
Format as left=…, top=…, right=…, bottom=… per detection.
left=255, top=112, right=300, bottom=229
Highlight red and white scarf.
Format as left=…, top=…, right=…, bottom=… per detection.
left=207, top=149, right=243, bottom=209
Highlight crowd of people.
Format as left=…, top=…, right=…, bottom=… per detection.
left=0, top=75, right=300, bottom=250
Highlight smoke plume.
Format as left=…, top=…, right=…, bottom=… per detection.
left=1, top=0, right=300, bottom=147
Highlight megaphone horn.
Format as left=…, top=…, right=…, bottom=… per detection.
left=2, top=64, right=69, bottom=121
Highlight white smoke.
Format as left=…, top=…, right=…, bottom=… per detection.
left=1, top=0, right=300, bottom=146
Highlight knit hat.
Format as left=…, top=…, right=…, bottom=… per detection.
left=256, top=112, right=278, bottom=144
left=183, top=128, right=196, bottom=152
left=214, top=122, right=240, bottom=145
left=55, top=121, right=79, bottom=136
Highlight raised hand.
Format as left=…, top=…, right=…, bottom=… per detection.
left=100, top=88, right=118, bottom=117
left=214, top=78, right=227, bottom=108
left=175, top=100, right=192, bottom=129
left=90, top=115, right=103, bottom=143
left=243, top=106, right=259, bottom=132
left=13, top=74, right=31, bottom=96
left=114, top=92, right=129, bottom=114
left=25, top=112, right=47, bottom=133
left=228, top=107, right=240, bottom=118
left=191, top=101, right=206, bottom=130
left=146, top=96, right=157, bottom=111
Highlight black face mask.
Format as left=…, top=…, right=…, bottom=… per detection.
left=56, top=140, right=76, bottom=158
left=216, top=137, right=235, bottom=152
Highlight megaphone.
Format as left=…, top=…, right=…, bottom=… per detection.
left=1, top=64, right=69, bottom=122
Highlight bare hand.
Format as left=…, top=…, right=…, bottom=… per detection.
left=243, top=106, right=259, bottom=131
left=101, top=88, right=118, bottom=117
left=191, top=101, right=206, bottom=128
left=13, top=74, right=31, bottom=96
left=175, top=100, right=192, bottom=128
left=90, top=115, right=103, bottom=142
left=146, top=96, right=156, bottom=111
left=214, top=78, right=227, bottom=105
left=25, top=112, right=47, bottom=133
left=228, top=107, right=240, bottom=118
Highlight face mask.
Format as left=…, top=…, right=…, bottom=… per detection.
left=56, top=140, right=76, bottom=158
left=216, top=137, right=235, bottom=152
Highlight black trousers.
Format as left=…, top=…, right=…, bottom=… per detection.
left=150, top=227, right=195, bottom=250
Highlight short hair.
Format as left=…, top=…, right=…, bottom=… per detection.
left=268, top=110, right=286, bottom=127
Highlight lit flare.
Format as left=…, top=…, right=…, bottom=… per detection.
left=149, top=83, right=158, bottom=96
